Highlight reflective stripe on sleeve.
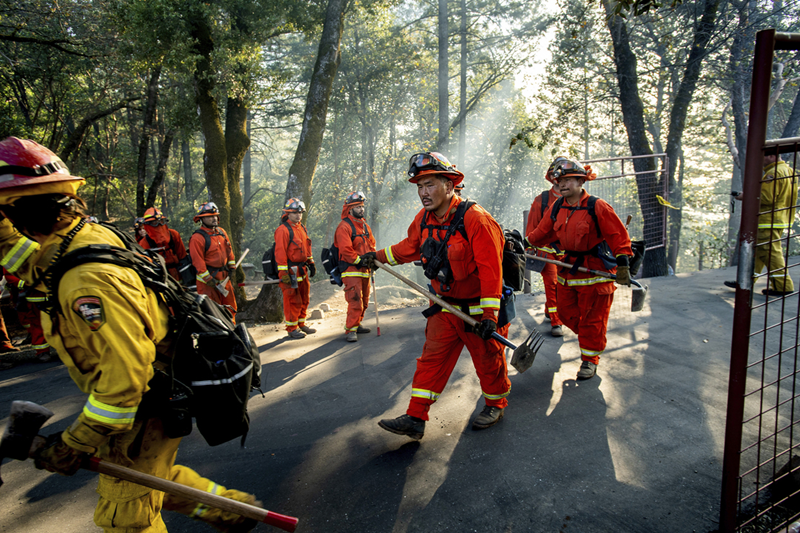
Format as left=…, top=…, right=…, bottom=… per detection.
left=192, top=481, right=224, bottom=517
left=384, top=247, right=398, bottom=266
left=82, top=395, right=138, bottom=426
left=1, top=237, right=38, bottom=273
left=480, top=298, right=500, bottom=310
left=278, top=265, right=288, bottom=271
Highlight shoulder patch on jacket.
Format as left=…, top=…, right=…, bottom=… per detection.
left=72, top=296, right=105, bottom=331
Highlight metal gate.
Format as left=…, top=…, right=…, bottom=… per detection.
left=720, top=29, right=800, bottom=532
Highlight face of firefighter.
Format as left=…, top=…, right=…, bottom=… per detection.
left=417, top=175, right=453, bottom=218
left=763, top=153, right=779, bottom=166
left=556, top=175, right=585, bottom=204
left=287, top=211, right=302, bottom=223
left=201, top=215, right=219, bottom=228
left=137, top=227, right=147, bottom=239
left=350, top=205, right=365, bottom=219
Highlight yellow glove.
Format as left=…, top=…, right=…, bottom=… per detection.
left=34, top=432, right=88, bottom=476
left=615, top=265, right=631, bottom=286
left=280, top=274, right=291, bottom=285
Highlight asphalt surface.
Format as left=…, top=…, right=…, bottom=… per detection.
left=0, top=265, right=776, bottom=532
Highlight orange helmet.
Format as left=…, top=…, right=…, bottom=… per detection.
left=0, top=137, right=84, bottom=205
left=143, top=206, right=167, bottom=226
left=407, top=152, right=465, bottom=185
left=193, top=201, right=219, bottom=223
left=344, top=191, right=365, bottom=207
left=282, top=197, right=305, bottom=214
left=551, top=159, right=596, bottom=182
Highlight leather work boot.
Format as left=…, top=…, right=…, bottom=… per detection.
left=378, top=414, right=425, bottom=440
left=288, top=329, right=306, bottom=339
left=346, top=331, right=358, bottom=342
left=299, top=324, right=316, bottom=334
left=723, top=280, right=737, bottom=289
left=356, top=325, right=371, bottom=334
left=577, top=361, right=597, bottom=380
left=472, top=405, right=504, bottom=430
left=550, top=325, right=563, bottom=337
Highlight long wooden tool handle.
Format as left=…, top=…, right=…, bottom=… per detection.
left=374, top=260, right=517, bottom=349
left=371, top=273, right=381, bottom=336
left=523, top=253, right=644, bottom=290
left=239, top=279, right=281, bottom=286
left=86, top=458, right=299, bottom=532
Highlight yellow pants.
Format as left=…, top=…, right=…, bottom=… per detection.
left=755, top=228, right=795, bottom=292
left=93, top=418, right=251, bottom=532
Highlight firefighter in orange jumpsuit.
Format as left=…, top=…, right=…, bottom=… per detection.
left=526, top=159, right=632, bottom=380
left=360, top=152, right=510, bottom=439
left=3, top=268, right=52, bottom=362
left=334, top=191, right=377, bottom=342
left=275, top=198, right=316, bottom=339
left=138, top=206, right=188, bottom=282
left=134, top=216, right=146, bottom=241
left=190, top=202, right=238, bottom=321
left=0, top=136, right=259, bottom=532
left=526, top=157, right=567, bottom=337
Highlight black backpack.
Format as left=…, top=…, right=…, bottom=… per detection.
left=321, top=218, right=369, bottom=287
left=43, top=222, right=263, bottom=447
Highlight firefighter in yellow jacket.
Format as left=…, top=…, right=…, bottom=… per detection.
left=729, top=153, right=798, bottom=295
left=0, top=137, right=258, bottom=532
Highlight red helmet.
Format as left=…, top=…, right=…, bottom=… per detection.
left=0, top=137, right=84, bottom=204
left=407, top=152, right=465, bottom=185
left=193, top=201, right=219, bottom=223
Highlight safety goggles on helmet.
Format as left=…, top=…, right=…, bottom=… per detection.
left=454, top=183, right=465, bottom=190
left=551, top=159, right=587, bottom=180
left=345, top=191, right=366, bottom=205
left=134, top=217, right=145, bottom=229
left=408, top=152, right=457, bottom=178
left=196, top=202, right=219, bottom=217
left=547, top=156, right=569, bottom=175
left=0, top=159, right=69, bottom=178
left=143, top=207, right=166, bottom=226
left=283, top=198, right=305, bottom=212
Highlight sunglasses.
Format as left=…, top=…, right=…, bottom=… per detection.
left=408, top=152, right=455, bottom=178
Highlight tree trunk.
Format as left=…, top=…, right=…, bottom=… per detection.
left=182, top=138, right=194, bottom=203
left=663, top=0, right=721, bottom=274
left=602, top=0, right=666, bottom=277
left=459, top=0, right=467, bottom=161
left=137, top=66, right=162, bottom=215
left=146, top=129, right=174, bottom=209
left=438, top=0, right=449, bottom=151
left=667, top=148, right=685, bottom=270
left=225, top=96, right=250, bottom=306
left=244, top=112, right=252, bottom=203
left=245, top=0, right=348, bottom=324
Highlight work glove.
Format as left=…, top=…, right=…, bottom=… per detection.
left=205, top=277, right=219, bottom=286
left=280, top=274, right=291, bottom=285
left=359, top=252, right=378, bottom=271
left=307, top=262, right=316, bottom=278
left=34, top=432, right=89, bottom=476
left=615, top=254, right=631, bottom=286
left=473, top=319, right=497, bottom=340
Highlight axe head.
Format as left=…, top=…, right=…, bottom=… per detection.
left=0, top=401, right=54, bottom=487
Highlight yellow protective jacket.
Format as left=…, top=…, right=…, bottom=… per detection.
left=759, top=160, right=798, bottom=230
left=0, top=218, right=171, bottom=453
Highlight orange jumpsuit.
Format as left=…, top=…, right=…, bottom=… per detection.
left=334, top=211, right=376, bottom=332
left=189, top=226, right=237, bottom=320
left=274, top=218, right=313, bottom=332
left=3, top=269, right=49, bottom=356
left=527, top=190, right=632, bottom=365
left=138, top=225, right=187, bottom=282
left=376, top=195, right=510, bottom=421
left=526, top=187, right=563, bottom=327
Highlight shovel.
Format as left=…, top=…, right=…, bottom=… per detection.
left=373, top=260, right=544, bottom=372
left=523, top=253, right=647, bottom=312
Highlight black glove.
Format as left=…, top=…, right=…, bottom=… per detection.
left=33, top=432, right=88, bottom=476
left=307, top=262, right=316, bottom=278
left=359, top=252, right=378, bottom=271
left=473, top=319, right=497, bottom=340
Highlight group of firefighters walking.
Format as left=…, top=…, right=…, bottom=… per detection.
left=0, top=136, right=639, bottom=532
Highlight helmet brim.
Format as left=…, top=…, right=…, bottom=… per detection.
left=408, top=169, right=465, bottom=186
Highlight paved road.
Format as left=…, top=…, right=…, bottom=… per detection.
left=0, top=266, right=770, bottom=532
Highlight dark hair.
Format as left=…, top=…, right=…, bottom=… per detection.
left=1, top=194, right=86, bottom=235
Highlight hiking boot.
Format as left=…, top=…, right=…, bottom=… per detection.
left=346, top=331, right=358, bottom=342
left=550, top=325, right=563, bottom=337
left=37, top=350, right=58, bottom=363
left=0, top=343, right=19, bottom=354
left=299, top=324, right=316, bottom=334
left=577, top=361, right=597, bottom=380
left=472, top=405, right=505, bottom=430
left=378, top=414, right=425, bottom=440
left=356, top=325, right=371, bottom=334
left=762, top=288, right=796, bottom=297
left=288, top=329, right=306, bottom=339
left=723, top=280, right=737, bottom=289
left=14, top=334, right=32, bottom=347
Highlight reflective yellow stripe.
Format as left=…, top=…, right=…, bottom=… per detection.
left=443, top=305, right=483, bottom=315
left=16, top=280, right=24, bottom=289
left=385, top=247, right=398, bottom=266
left=547, top=306, right=557, bottom=313
left=33, top=343, right=49, bottom=350
left=580, top=347, right=603, bottom=357
left=482, top=389, right=510, bottom=400
left=536, top=245, right=558, bottom=254
left=758, top=223, right=790, bottom=229
left=342, top=271, right=370, bottom=278
left=345, top=326, right=358, bottom=331
left=353, top=256, right=362, bottom=265
left=480, top=298, right=500, bottom=309
left=192, top=481, right=224, bottom=517
left=558, top=276, right=614, bottom=287
left=411, top=388, right=440, bottom=401
left=26, top=296, right=46, bottom=302
left=82, top=395, right=137, bottom=426
left=285, top=320, right=298, bottom=326
left=278, top=265, right=288, bottom=271
left=1, top=237, right=38, bottom=273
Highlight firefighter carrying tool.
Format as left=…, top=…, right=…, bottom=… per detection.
left=138, top=206, right=188, bottom=283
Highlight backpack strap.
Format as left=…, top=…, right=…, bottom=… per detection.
left=549, top=195, right=602, bottom=238
left=279, top=220, right=305, bottom=268
left=343, top=217, right=370, bottom=240
left=420, top=200, right=474, bottom=242
left=192, top=229, right=212, bottom=252
left=540, top=190, right=549, bottom=218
